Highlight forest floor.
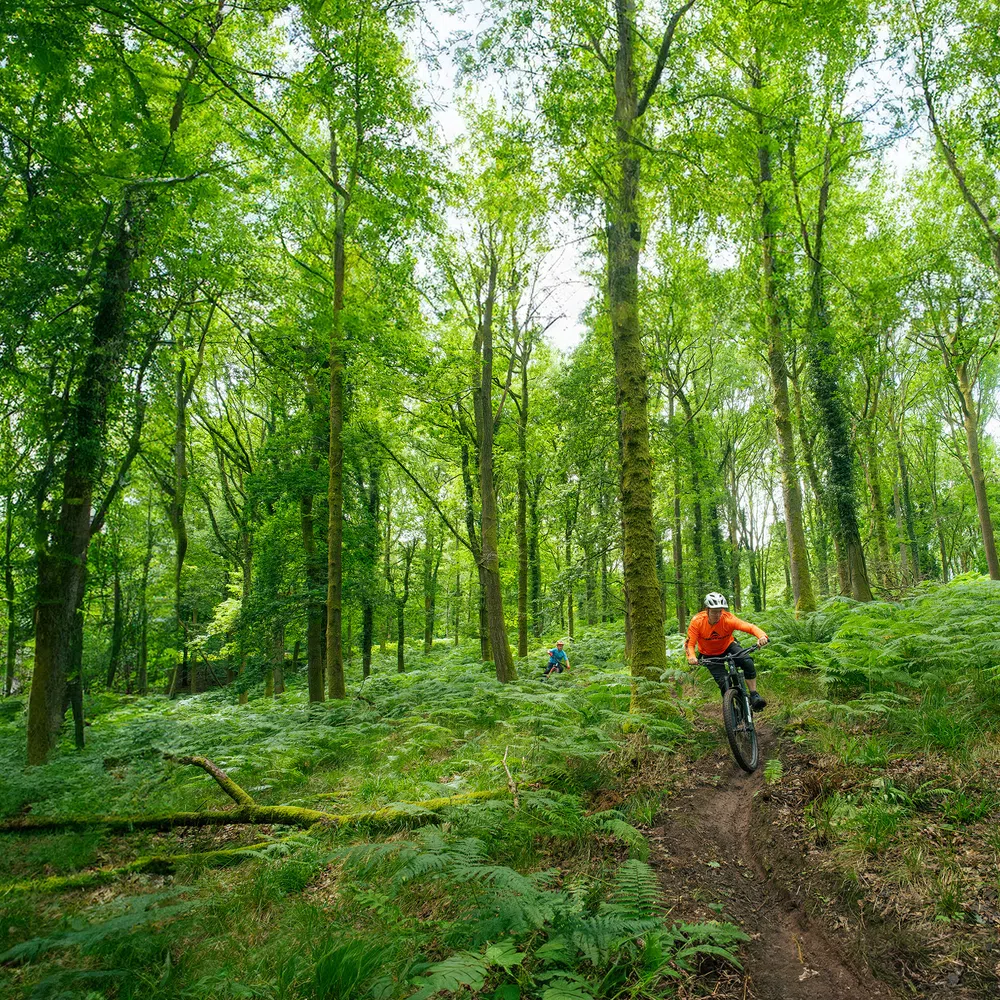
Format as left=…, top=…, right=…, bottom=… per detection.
left=647, top=687, right=1000, bottom=1000
left=647, top=714, right=890, bottom=1000
left=1, top=578, right=999, bottom=999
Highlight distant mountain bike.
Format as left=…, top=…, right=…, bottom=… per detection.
left=700, top=642, right=761, bottom=773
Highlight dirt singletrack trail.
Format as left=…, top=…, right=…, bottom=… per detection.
left=648, top=715, right=897, bottom=1000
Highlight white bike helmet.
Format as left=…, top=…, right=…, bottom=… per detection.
left=705, top=592, right=728, bottom=609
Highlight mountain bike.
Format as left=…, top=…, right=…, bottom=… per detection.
left=699, top=642, right=761, bottom=773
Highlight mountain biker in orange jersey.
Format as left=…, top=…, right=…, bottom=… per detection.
left=685, top=592, right=769, bottom=711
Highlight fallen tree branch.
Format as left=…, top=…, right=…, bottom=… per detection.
left=0, top=791, right=508, bottom=835
left=0, top=806, right=323, bottom=834
left=165, top=754, right=255, bottom=806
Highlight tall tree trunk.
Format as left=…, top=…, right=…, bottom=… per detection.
left=106, top=563, right=124, bottom=688
left=741, top=509, right=763, bottom=612
left=362, top=461, right=379, bottom=677
left=422, top=520, right=441, bottom=655
left=684, top=416, right=706, bottom=594
left=655, top=540, right=667, bottom=623
left=672, top=495, right=686, bottom=632
left=516, top=348, right=530, bottom=658
left=585, top=551, right=597, bottom=625
left=792, top=381, right=833, bottom=598
left=606, top=0, right=672, bottom=687
left=601, top=543, right=610, bottom=623
left=238, top=549, right=251, bottom=705
left=473, top=258, right=515, bottom=682
left=68, top=613, right=84, bottom=750
left=799, top=141, right=873, bottom=601
left=394, top=543, right=415, bottom=673
left=529, top=474, right=542, bottom=637
left=326, top=190, right=347, bottom=699
left=396, top=600, right=406, bottom=672
left=273, top=622, right=285, bottom=696
left=4, top=497, right=16, bottom=697
left=460, top=443, right=491, bottom=661
left=863, top=425, right=892, bottom=586
left=454, top=540, right=461, bottom=646
left=564, top=497, right=575, bottom=641
left=896, top=438, right=920, bottom=581
left=927, top=477, right=949, bottom=583
left=728, top=463, right=742, bottom=610
left=893, top=479, right=908, bottom=581
left=301, top=494, right=325, bottom=702
left=709, top=502, right=729, bottom=593
left=168, top=345, right=190, bottom=696
left=955, top=363, right=1000, bottom=579
left=671, top=395, right=687, bottom=632
left=28, top=195, right=145, bottom=765
left=756, top=136, right=816, bottom=614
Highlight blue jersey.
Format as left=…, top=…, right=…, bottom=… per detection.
left=548, top=648, right=567, bottom=666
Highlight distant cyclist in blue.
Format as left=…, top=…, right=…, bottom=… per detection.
left=543, top=639, right=570, bottom=678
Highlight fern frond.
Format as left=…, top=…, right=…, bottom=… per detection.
left=606, top=859, right=660, bottom=917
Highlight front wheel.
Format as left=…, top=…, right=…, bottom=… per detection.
left=723, top=687, right=758, bottom=773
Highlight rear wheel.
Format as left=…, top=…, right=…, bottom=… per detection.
left=723, top=687, right=758, bottom=773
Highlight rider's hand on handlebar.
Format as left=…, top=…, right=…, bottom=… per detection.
left=686, top=654, right=699, bottom=666
left=758, top=634, right=769, bottom=647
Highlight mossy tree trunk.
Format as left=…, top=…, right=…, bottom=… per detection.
left=604, top=0, right=692, bottom=688
left=955, top=362, right=1000, bottom=579
left=793, top=138, right=873, bottom=602
left=164, top=313, right=207, bottom=697
left=895, top=436, right=920, bottom=581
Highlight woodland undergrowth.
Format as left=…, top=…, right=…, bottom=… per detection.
left=2, top=578, right=999, bottom=998
left=756, top=575, right=1000, bottom=993
left=0, top=628, right=740, bottom=1000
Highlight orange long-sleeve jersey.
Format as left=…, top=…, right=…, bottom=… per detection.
left=685, top=610, right=766, bottom=658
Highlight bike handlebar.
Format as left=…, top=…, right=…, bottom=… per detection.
left=698, top=642, right=760, bottom=664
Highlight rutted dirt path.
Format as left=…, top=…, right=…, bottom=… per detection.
left=648, top=716, right=897, bottom=1000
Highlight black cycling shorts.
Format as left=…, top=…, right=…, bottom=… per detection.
left=703, top=642, right=756, bottom=691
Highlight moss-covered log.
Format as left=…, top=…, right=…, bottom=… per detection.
left=1, top=838, right=283, bottom=894
left=0, top=790, right=506, bottom=835
left=165, top=754, right=256, bottom=805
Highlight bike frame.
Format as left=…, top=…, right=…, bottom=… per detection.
left=702, top=644, right=758, bottom=733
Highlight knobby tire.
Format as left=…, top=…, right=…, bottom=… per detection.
left=722, top=687, right=758, bottom=773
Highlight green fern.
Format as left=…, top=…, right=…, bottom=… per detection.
left=606, top=859, right=660, bottom=917
left=763, top=759, right=784, bottom=786
left=587, top=812, right=649, bottom=860
left=408, top=941, right=524, bottom=999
